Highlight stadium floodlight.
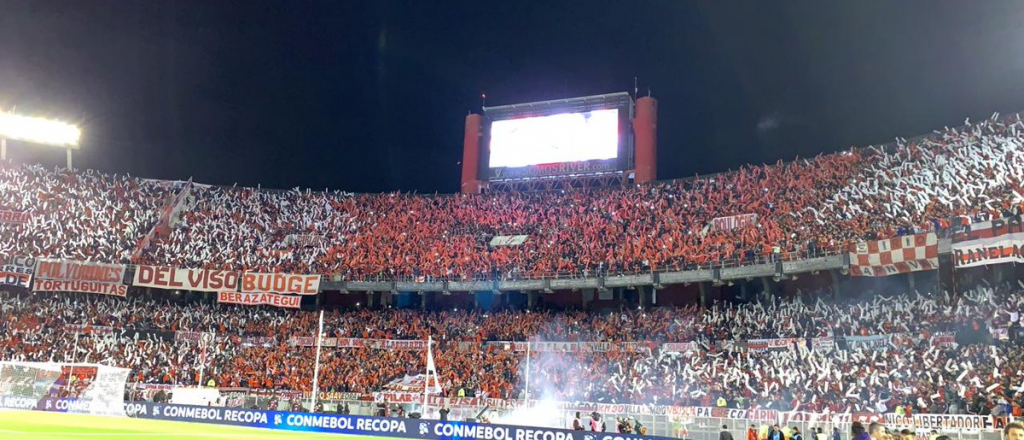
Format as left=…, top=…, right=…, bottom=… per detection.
left=0, top=111, right=82, bottom=169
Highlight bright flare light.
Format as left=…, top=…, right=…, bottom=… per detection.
left=0, top=111, right=81, bottom=148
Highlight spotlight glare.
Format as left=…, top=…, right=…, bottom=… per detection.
left=0, top=111, right=81, bottom=148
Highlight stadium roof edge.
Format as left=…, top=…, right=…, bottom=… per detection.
left=482, top=91, right=632, bottom=115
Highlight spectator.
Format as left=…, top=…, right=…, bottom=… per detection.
left=721, top=425, right=735, bottom=440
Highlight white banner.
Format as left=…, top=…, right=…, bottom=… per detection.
left=132, top=266, right=239, bottom=292
left=0, top=264, right=33, bottom=288
left=845, top=334, right=892, bottom=349
left=711, top=213, right=757, bottom=231
left=952, top=230, right=1024, bottom=268
left=217, top=291, right=301, bottom=309
left=662, top=342, right=701, bottom=353
left=883, top=414, right=1009, bottom=430
left=747, top=338, right=798, bottom=353
left=33, top=260, right=127, bottom=297
left=489, top=235, right=529, bottom=247
left=240, top=272, right=320, bottom=295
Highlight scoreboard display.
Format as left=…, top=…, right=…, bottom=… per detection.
left=482, top=92, right=633, bottom=180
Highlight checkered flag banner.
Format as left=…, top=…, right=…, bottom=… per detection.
left=848, top=232, right=939, bottom=277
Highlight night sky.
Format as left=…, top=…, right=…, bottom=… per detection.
left=2, top=1, right=1024, bottom=193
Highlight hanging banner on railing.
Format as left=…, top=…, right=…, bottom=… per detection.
left=662, top=342, right=701, bottom=354
left=285, top=234, right=329, bottom=248
left=747, top=338, right=798, bottom=353
left=485, top=341, right=652, bottom=353
left=240, top=272, right=320, bottom=295
left=711, top=213, right=758, bottom=232
left=218, top=291, right=301, bottom=309
left=0, top=209, right=31, bottom=225
left=381, top=374, right=441, bottom=394
left=849, top=233, right=938, bottom=277
left=929, top=331, right=956, bottom=347
left=845, top=334, right=892, bottom=350
left=883, top=414, right=1009, bottom=430
left=133, top=266, right=239, bottom=292
left=489, top=235, right=529, bottom=247
left=810, top=337, right=835, bottom=352
left=952, top=217, right=1024, bottom=268
left=63, top=324, right=119, bottom=336
left=287, top=337, right=427, bottom=351
left=33, top=259, right=128, bottom=297
left=1, top=256, right=34, bottom=289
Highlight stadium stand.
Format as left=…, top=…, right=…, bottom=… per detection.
left=2, top=112, right=1024, bottom=422
left=1, top=114, right=1022, bottom=280
left=1, top=280, right=1022, bottom=415
left=0, top=163, right=180, bottom=263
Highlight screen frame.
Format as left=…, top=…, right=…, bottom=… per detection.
left=481, top=92, right=633, bottom=181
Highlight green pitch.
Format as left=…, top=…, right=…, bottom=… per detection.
left=0, top=410, right=404, bottom=440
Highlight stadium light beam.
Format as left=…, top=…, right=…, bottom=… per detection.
left=0, top=111, right=82, bottom=169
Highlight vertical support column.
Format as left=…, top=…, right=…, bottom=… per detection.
left=420, top=292, right=428, bottom=310
left=908, top=272, right=916, bottom=292
left=698, top=282, right=708, bottom=307
left=461, top=114, right=483, bottom=194
left=740, top=281, right=748, bottom=301
left=632, top=97, right=658, bottom=183
left=1, top=138, right=6, bottom=161
left=528, top=291, right=537, bottom=309
left=638, top=286, right=647, bottom=309
left=830, top=270, right=842, bottom=297
left=66, top=149, right=73, bottom=170
left=761, top=277, right=772, bottom=302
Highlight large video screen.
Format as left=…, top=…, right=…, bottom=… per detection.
left=488, top=108, right=619, bottom=168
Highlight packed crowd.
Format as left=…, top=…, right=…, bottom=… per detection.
left=2, top=279, right=1024, bottom=413
left=0, top=163, right=178, bottom=263
left=2, top=114, right=1021, bottom=280
left=138, top=112, right=1024, bottom=279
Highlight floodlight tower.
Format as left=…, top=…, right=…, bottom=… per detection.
left=0, top=111, right=82, bottom=169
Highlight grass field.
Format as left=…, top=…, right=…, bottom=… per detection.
left=0, top=410, right=404, bottom=440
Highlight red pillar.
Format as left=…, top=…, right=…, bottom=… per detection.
left=633, top=97, right=658, bottom=183
left=461, top=114, right=483, bottom=194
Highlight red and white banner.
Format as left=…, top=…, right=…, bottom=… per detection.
left=883, top=414, right=1009, bottom=431
left=63, top=324, right=118, bottom=336
left=33, top=260, right=127, bottom=297
left=240, top=272, right=320, bottom=295
left=133, top=266, right=239, bottom=292
left=849, top=232, right=938, bottom=277
left=484, top=341, right=652, bottom=353
left=285, top=234, right=328, bottom=248
left=381, top=374, right=441, bottom=393
left=1, top=256, right=34, bottom=288
left=373, top=392, right=506, bottom=409
left=0, top=209, right=31, bottom=225
left=288, top=337, right=427, bottom=351
left=929, top=331, right=956, bottom=347
left=218, top=291, right=301, bottom=309
left=662, top=342, right=701, bottom=353
left=810, top=337, right=835, bottom=351
left=952, top=218, right=1024, bottom=268
left=747, top=338, right=798, bottom=353
left=711, top=213, right=757, bottom=232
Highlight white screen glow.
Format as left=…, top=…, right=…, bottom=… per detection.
left=488, top=108, right=618, bottom=168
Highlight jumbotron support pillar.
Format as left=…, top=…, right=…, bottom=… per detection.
left=633, top=97, right=658, bottom=184
left=461, top=114, right=483, bottom=194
